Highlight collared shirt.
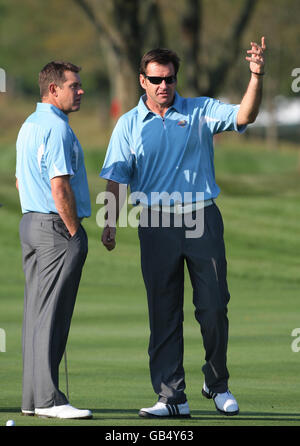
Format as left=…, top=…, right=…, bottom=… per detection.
left=100, top=92, right=246, bottom=206
left=16, top=102, right=91, bottom=218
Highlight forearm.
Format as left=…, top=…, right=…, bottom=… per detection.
left=51, top=176, right=80, bottom=236
left=105, top=180, right=127, bottom=226
left=237, top=73, right=263, bottom=125
left=101, top=180, right=127, bottom=251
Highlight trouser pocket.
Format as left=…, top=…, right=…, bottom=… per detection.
left=52, top=220, right=71, bottom=240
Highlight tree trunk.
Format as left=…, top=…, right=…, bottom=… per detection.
left=181, top=0, right=202, bottom=97
left=74, top=0, right=256, bottom=113
left=110, top=52, right=141, bottom=117
left=180, top=0, right=258, bottom=98
left=73, top=0, right=165, bottom=118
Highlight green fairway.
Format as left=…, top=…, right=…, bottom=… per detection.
left=0, top=134, right=300, bottom=427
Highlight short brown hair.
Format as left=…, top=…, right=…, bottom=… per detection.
left=38, top=61, right=81, bottom=98
left=139, top=48, right=180, bottom=76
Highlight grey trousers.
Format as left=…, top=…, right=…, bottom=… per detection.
left=138, top=203, right=230, bottom=404
left=19, top=212, right=88, bottom=410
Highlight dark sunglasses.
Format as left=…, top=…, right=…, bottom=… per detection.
left=144, top=75, right=177, bottom=85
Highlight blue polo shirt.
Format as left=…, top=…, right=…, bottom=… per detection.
left=100, top=93, right=246, bottom=206
left=16, top=103, right=91, bottom=218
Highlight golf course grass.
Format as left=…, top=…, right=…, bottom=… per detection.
left=0, top=134, right=300, bottom=428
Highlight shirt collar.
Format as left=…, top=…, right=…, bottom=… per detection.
left=138, top=92, right=184, bottom=121
left=171, top=92, right=184, bottom=113
left=36, top=102, right=69, bottom=123
left=137, top=95, right=152, bottom=121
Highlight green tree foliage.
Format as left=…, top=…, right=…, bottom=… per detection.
left=1, top=0, right=299, bottom=105
left=0, top=0, right=105, bottom=97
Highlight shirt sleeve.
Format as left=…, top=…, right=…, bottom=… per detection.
left=204, top=98, right=247, bottom=134
left=44, top=124, right=74, bottom=180
left=100, top=116, right=134, bottom=184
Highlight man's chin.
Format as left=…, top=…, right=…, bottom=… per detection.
left=68, top=104, right=81, bottom=114
left=157, top=93, right=174, bottom=107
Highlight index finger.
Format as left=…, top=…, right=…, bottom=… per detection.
left=261, top=36, right=266, bottom=51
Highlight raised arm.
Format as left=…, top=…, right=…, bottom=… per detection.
left=237, top=36, right=266, bottom=126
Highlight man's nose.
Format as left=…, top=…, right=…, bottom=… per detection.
left=159, top=80, right=167, bottom=88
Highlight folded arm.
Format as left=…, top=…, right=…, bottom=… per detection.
left=51, top=175, right=80, bottom=236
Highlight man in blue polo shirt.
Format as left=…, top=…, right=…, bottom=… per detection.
left=100, top=39, right=266, bottom=417
left=16, top=61, right=92, bottom=419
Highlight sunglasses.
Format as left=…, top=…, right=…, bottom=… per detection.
left=144, top=75, right=177, bottom=85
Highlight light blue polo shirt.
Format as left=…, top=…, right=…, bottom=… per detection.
left=100, top=92, right=246, bottom=206
left=16, top=103, right=91, bottom=218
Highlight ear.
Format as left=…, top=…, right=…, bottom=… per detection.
left=139, top=74, right=146, bottom=91
left=48, top=82, right=58, bottom=96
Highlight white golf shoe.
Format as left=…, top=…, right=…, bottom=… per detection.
left=35, top=404, right=92, bottom=419
left=139, top=401, right=191, bottom=418
left=21, top=409, right=34, bottom=416
left=202, top=382, right=239, bottom=416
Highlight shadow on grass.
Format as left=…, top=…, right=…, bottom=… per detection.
left=88, top=408, right=300, bottom=423
left=1, top=407, right=300, bottom=423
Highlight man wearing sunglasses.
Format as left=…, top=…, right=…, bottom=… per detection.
left=100, top=40, right=266, bottom=418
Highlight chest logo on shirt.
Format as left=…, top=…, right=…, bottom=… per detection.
left=177, top=120, right=187, bottom=127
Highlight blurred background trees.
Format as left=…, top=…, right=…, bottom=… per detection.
left=73, top=0, right=257, bottom=111
left=1, top=0, right=300, bottom=143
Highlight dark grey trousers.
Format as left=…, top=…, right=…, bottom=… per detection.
left=138, top=203, right=230, bottom=404
left=19, top=212, right=88, bottom=410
